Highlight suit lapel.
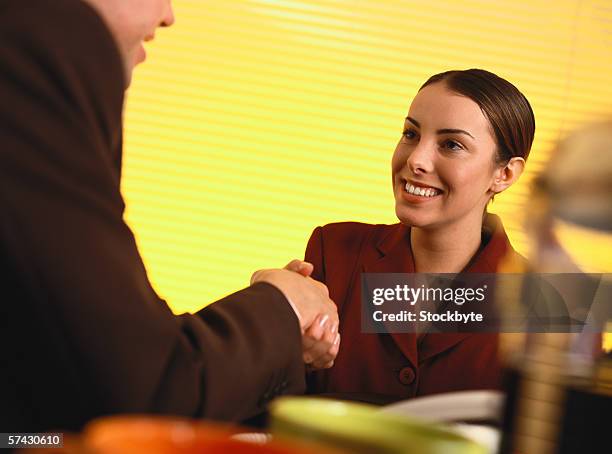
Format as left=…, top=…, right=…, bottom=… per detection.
left=362, top=224, right=419, bottom=368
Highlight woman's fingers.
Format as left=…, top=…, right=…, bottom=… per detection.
left=311, top=333, right=340, bottom=369
left=303, top=323, right=339, bottom=368
left=302, top=314, right=330, bottom=362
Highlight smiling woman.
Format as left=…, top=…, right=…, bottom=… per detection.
left=303, top=69, right=536, bottom=403
left=393, top=70, right=534, bottom=273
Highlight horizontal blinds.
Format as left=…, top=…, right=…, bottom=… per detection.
left=122, top=0, right=612, bottom=313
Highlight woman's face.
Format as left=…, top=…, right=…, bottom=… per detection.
left=392, top=82, right=501, bottom=230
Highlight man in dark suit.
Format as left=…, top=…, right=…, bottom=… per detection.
left=0, top=0, right=339, bottom=431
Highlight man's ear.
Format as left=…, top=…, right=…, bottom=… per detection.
left=490, top=157, right=525, bottom=194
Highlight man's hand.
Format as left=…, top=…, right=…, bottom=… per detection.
left=251, top=260, right=340, bottom=370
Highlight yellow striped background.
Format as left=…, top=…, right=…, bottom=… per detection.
left=122, top=0, right=612, bottom=318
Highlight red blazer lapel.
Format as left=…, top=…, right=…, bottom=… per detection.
left=362, top=224, right=419, bottom=369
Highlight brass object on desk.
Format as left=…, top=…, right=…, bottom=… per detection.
left=499, top=121, right=612, bottom=454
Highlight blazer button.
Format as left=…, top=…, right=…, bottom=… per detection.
left=399, top=367, right=416, bottom=385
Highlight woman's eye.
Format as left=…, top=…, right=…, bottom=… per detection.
left=442, top=139, right=464, bottom=151
left=402, top=129, right=417, bottom=140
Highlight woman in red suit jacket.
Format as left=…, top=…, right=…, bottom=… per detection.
left=304, top=69, right=536, bottom=404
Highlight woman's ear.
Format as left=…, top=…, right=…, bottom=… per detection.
left=490, top=157, right=525, bottom=194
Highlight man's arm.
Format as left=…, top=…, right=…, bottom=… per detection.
left=0, top=0, right=304, bottom=429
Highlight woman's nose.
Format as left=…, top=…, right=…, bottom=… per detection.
left=406, top=141, right=435, bottom=175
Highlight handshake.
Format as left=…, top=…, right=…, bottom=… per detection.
left=251, top=260, right=340, bottom=370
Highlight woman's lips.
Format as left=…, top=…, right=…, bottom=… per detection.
left=400, top=181, right=443, bottom=203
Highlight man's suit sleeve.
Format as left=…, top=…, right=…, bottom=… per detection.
left=0, top=0, right=304, bottom=428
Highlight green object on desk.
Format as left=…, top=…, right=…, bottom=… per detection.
left=270, top=397, right=487, bottom=454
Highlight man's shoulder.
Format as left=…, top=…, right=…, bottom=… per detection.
left=0, top=0, right=125, bottom=173
left=1, top=0, right=102, bottom=28
left=0, top=0, right=121, bottom=78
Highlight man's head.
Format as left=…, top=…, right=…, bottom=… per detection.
left=84, top=0, right=175, bottom=86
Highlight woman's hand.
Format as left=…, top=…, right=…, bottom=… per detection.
left=284, top=260, right=341, bottom=370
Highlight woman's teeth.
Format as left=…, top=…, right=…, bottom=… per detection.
left=405, top=182, right=440, bottom=197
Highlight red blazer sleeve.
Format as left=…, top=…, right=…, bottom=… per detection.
left=0, top=0, right=303, bottom=431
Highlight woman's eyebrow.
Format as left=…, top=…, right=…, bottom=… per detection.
left=405, top=117, right=475, bottom=140
left=405, top=116, right=420, bottom=127
left=437, top=128, right=476, bottom=139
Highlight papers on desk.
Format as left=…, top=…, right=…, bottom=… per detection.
left=379, top=390, right=504, bottom=454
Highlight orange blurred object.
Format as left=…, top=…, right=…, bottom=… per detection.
left=21, top=416, right=347, bottom=454
left=85, top=416, right=233, bottom=454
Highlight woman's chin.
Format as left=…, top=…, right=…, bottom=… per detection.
left=394, top=205, right=433, bottom=228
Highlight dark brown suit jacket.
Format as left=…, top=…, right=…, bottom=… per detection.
left=0, top=0, right=304, bottom=432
